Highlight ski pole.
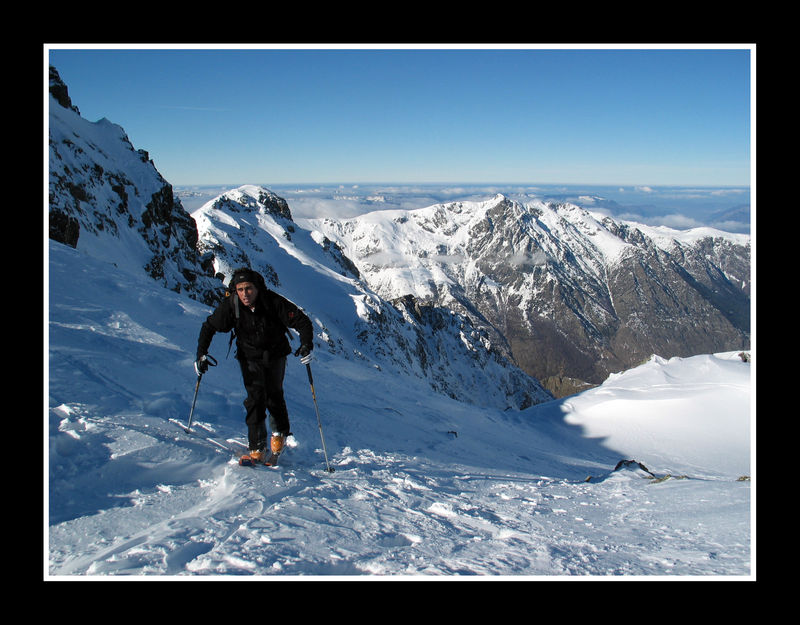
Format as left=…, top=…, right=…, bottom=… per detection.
left=306, top=363, right=334, bottom=473
left=186, top=354, right=217, bottom=432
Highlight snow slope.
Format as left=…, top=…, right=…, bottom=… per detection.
left=47, top=238, right=753, bottom=578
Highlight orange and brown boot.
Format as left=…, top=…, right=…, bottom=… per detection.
left=265, top=434, right=286, bottom=466
left=250, top=449, right=266, bottom=463
left=270, top=434, right=285, bottom=455
left=239, top=448, right=266, bottom=466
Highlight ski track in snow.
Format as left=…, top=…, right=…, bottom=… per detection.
left=48, top=404, right=750, bottom=577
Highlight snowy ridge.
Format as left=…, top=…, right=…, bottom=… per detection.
left=623, top=221, right=751, bottom=250
left=48, top=87, right=218, bottom=303
left=49, top=99, right=161, bottom=271
left=312, top=193, right=749, bottom=304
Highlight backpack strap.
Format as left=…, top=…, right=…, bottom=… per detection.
left=226, top=290, right=240, bottom=358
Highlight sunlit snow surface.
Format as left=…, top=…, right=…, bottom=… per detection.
left=47, top=240, right=751, bottom=578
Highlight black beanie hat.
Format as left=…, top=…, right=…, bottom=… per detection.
left=229, top=268, right=258, bottom=289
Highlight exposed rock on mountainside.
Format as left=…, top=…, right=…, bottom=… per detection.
left=48, top=66, right=218, bottom=303
left=312, top=196, right=750, bottom=397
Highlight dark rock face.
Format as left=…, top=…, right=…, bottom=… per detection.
left=49, top=66, right=80, bottom=114
left=472, top=207, right=749, bottom=396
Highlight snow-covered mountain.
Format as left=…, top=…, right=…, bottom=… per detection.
left=191, top=184, right=551, bottom=410
left=48, top=64, right=550, bottom=411
left=310, top=196, right=751, bottom=396
left=48, top=66, right=218, bottom=304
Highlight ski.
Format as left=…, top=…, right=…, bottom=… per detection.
left=238, top=450, right=281, bottom=467
left=169, top=417, right=196, bottom=433
left=264, top=450, right=282, bottom=467
left=238, top=452, right=280, bottom=467
left=238, top=453, right=259, bottom=467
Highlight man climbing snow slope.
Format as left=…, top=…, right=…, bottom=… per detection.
left=195, top=267, right=314, bottom=464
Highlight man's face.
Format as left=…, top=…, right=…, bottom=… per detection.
left=236, top=281, right=258, bottom=307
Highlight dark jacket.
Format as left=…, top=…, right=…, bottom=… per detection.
left=198, top=289, right=313, bottom=362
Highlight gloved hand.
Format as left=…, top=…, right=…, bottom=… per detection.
left=195, top=354, right=211, bottom=376
left=295, top=343, right=313, bottom=365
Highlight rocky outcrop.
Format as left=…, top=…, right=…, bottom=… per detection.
left=48, top=66, right=80, bottom=114
left=48, top=66, right=218, bottom=303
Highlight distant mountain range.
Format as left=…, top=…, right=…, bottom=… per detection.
left=310, top=196, right=750, bottom=396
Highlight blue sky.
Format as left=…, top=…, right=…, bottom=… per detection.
left=47, top=45, right=752, bottom=188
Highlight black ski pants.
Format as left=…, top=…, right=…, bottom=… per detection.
left=238, top=355, right=290, bottom=451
